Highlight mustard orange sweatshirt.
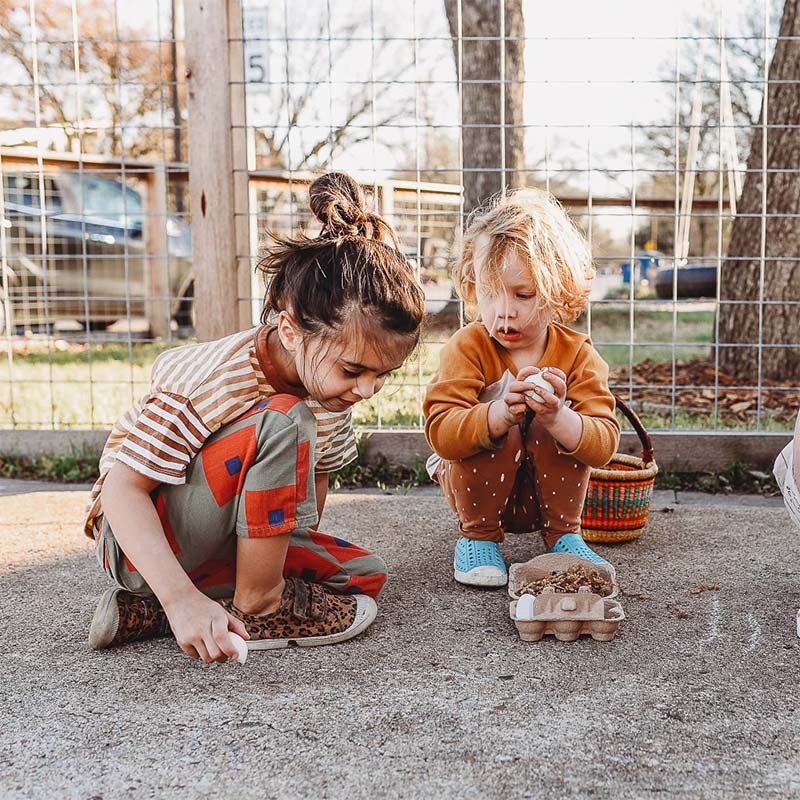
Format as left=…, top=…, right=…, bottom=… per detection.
left=424, top=322, right=620, bottom=468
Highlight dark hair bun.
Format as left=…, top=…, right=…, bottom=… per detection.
left=309, top=172, right=368, bottom=237
left=259, top=169, right=424, bottom=341
left=308, top=171, right=398, bottom=245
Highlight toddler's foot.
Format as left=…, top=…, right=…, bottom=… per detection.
left=220, top=577, right=376, bottom=649
left=547, top=532, right=610, bottom=566
left=453, top=537, right=508, bottom=587
left=89, top=587, right=171, bottom=650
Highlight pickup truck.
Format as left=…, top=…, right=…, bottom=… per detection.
left=1, top=170, right=194, bottom=333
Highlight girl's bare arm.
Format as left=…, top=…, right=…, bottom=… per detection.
left=315, top=471, right=329, bottom=522
left=101, top=461, right=247, bottom=662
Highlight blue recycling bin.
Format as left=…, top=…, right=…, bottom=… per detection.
left=621, top=254, right=660, bottom=284
left=621, top=261, right=634, bottom=284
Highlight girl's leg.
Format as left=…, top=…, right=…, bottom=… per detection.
left=236, top=535, right=291, bottom=614
left=436, top=426, right=530, bottom=587
left=436, top=424, right=525, bottom=543
left=97, top=395, right=318, bottom=600
left=90, top=395, right=384, bottom=649
left=102, top=397, right=386, bottom=613
left=91, top=396, right=378, bottom=649
left=526, top=416, right=608, bottom=564
left=284, top=529, right=388, bottom=599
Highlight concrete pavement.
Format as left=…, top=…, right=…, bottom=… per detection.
left=1, top=482, right=799, bottom=799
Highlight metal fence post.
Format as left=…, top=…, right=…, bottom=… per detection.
left=183, top=0, right=250, bottom=341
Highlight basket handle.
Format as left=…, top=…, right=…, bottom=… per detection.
left=613, top=393, right=655, bottom=465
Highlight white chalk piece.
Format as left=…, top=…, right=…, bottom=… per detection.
left=524, top=371, right=556, bottom=404
left=516, top=594, right=536, bottom=621
left=229, top=632, right=248, bottom=664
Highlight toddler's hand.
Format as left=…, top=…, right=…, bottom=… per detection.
left=164, top=590, right=250, bottom=664
left=519, top=366, right=567, bottom=428
left=487, top=396, right=523, bottom=439
left=487, top=367, right=540, bottom=438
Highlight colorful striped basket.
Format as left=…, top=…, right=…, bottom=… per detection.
left=580, top=394, right=659, bottom=543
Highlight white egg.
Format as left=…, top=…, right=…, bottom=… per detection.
left=516, top=593, right=536, bottom=621
left=229, top=632, right=248, bottom=664
left=524, top=371, right=555, bottom=403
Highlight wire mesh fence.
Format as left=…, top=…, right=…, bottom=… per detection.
left=1, top=0, right=798, bottom=439
left=0, top=0, right=191, bottom=430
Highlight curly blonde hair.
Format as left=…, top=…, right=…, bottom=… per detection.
left=452, top=188, right=595, bottom=323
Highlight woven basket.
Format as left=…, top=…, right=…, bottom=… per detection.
left=580, top=394, right=659, bottom=543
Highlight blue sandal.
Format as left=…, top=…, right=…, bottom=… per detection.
left=548, top=533, right=611, bottom=567
left=453, top=537, right=508, bottom=587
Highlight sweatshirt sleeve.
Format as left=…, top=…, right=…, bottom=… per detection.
left=424, top=333, right=498, bottom=461
left=557, top=341, right=621, bottom=468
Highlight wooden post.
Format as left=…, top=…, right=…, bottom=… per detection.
left=143, top=165, right=170, bottom=339
left=183, top=0, right=250, bottom=341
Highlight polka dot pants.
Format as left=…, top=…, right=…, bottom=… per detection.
left=436, top=415, right=592, bottom=543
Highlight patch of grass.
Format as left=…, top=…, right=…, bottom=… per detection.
left=334, top=454, right=781, bottom=497
left=0, top=450, right=99, bottom=483
left=578, top=307, right=716, bottom=369
left=0, top=307, right=779, bottom=433
left=0, top=342, right=169, bottom=428
left=329, top=435, right=433, bottom=493
left=0, top=443, right=781, bottom=498
left=630, top=408, right=793, bottom=433
left=351, top=341, right=441, bottom=428
left=8, top=342, right=176, bottom=367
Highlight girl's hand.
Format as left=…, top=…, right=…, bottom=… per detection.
left=519, top=365, right=583, bottom=452
left=487, top=396, right=523, bottom=439
left=520, top=366, right=568, bottom=427
left=487, top=367, right=540, bottom=438
left=163, top=590, right=250, bottom=664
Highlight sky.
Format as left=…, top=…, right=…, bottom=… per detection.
left=235, top=0, right=772, bottom=192
left=2, top=0, right=777, bottom=233
left=5, top=0, right=774, bottom=173
left=40, top=0, right=762, bottom=251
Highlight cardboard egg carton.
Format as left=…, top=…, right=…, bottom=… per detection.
left=508, top=553, right=618, bottom=599
left=508, top=554, right=624, bottom=642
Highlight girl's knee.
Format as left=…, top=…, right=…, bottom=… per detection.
left=368, top=552, right=388, bottom=580
left=356, top=567, right=388, bottom=599
left=351, top=553, right=388, bottom=599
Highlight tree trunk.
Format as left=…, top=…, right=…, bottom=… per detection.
left=444, top=0, right=525, bottom=216
left=718, top=0, right=800, bottom=381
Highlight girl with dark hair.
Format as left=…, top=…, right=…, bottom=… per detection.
left=84, top=172, right=425, bottom=662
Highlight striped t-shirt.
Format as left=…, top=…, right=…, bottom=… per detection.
left=83, top=326, right=357, bottom=537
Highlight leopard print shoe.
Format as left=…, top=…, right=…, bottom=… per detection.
left=220, top=577, right=377, bottom=650
left=89, top=587, right=171, bottom=650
